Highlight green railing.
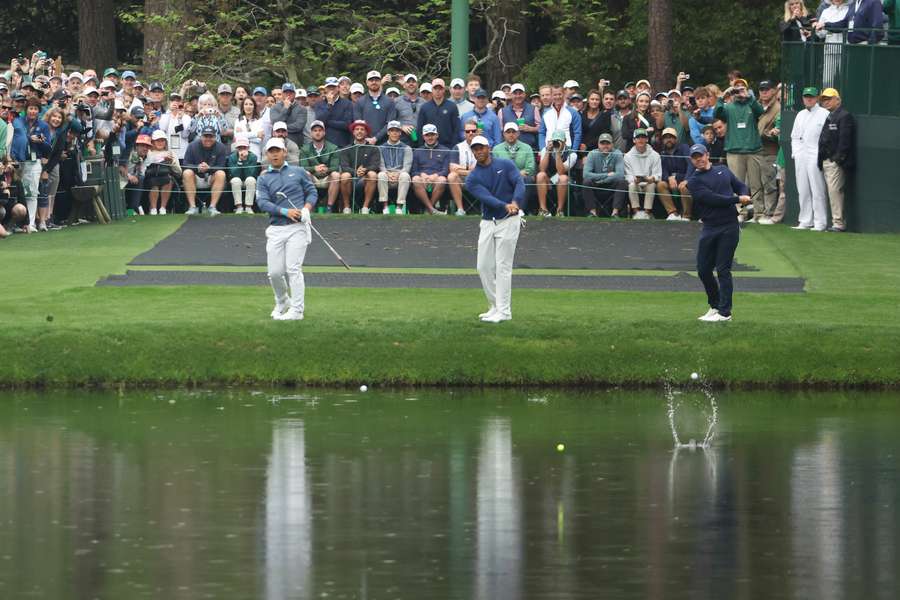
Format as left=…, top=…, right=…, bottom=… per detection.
left=781, top=33, right=900, bottom=117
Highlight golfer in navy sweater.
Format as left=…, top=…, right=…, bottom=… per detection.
left=685, top=144, right=752, bottom=322
left=464, top=135, right=525, bottom=323
left=256, top=137, right=318, bottom=321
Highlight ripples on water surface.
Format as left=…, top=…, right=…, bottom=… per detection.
left=0, top=388, right=897, bottom=599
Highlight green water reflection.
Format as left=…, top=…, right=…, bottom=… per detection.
left=0, top=389, right=897, bottom=599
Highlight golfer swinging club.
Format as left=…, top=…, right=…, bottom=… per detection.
left=256, top=137, right=318, bottom=321
left=464, top=135, right=525, bottom=323
left=685, top=143, right=752, bottom=322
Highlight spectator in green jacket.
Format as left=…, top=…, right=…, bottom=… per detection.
left=492, top=122, right=536, bottom=212
left=299, top=120, right=342, bottom=212
left=713, top=78, right=764, bottom=220
left=227, top=135, right=261, bottom=214
left=582, top=133, right=627, bottom=217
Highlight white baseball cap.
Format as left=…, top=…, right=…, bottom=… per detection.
left=503, top=122, right=519, bottom=132
left=151, top=129, right=167, bottom=141
left=386, top=87, right=400, bottom=96
left=233, top=135, right=250, bottom=148
left=98, top=80, right=116, bottom=90
left=422, top=123, right=438, bottom=135
left=113, top=98, right=125, bottom=111
left=510, top=83, right=525, bottom=93
left=366, top=70, right=382, bottom=80
left=265, top=137, right=286, bottom=151
left=68, top=71, right=84, bottom=82
left=403, top=73, right=418, bottom=82
left=83, top=86, right=99, bottom=96
left=272, top=120, right=288, bottom=131
left=470, top=135, right=490, bottom=147
left=563, top=79, right=580, bottom=89
left=419, top=82, right=432, bottom=93
left=450, top=78, right=465, bottom=88
left=350, top=82, right=365, bottom=94
left=491, top=90, right=506, bottom=100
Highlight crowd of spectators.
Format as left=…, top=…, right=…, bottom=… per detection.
left=1, top=0, right=882, bottom=236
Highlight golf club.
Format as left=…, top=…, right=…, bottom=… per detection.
left=275, top=191, right=351, bottom=270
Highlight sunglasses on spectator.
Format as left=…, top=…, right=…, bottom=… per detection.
left=464, top=129, right=477, bottom=133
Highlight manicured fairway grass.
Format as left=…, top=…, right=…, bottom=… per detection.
left=2, top=216, right=899, bottom=388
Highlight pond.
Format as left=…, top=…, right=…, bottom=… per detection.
left=1, top=388, right=897, bottom=599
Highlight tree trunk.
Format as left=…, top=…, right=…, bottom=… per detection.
left=79, top=0, right=118, bottom=70
left=483, top=0, right=527, bottom=90
left=647, top=0, right=673, bottom=93
left=143, top=0, right=186, bottom=78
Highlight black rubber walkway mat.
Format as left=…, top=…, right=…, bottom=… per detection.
left=97, top=270, right=804, bottom=293
left=129, top=216, right=756, bottom=271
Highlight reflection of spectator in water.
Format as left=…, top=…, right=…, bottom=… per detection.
left=816, top=0, right=849, bottom=87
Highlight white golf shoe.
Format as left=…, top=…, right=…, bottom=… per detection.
left=361, top=207, right=370, bottom=214
left=698, top=308, right=718, bottom=321
left=186, top=206, right=199, bottom=215
left=276, top=309, right=304, bottom=321
left=159, top=207, right=167, bottom=215
left=270, top=305, right=288, bottom=319
left=479, top=307, right=497, bottom=320
left=482, top=312, right=511, bottom=324
left=700, top=311, right=732, bottom=322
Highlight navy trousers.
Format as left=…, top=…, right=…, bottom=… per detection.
left=696, top=223, right=740, bottom=316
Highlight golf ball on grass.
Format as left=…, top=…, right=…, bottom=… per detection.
left=556, top=443, right=565, bottom=452
left=359, top=385, right=368, bottom=392
left=691, top=372, right=699, bottom=380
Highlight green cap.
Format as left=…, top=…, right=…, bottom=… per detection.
left=633, top=128, right=649, bottom=139
left=550, top=130, right=567, bottom=142
left=802, top=86, right=820, bottom=97
left=103, top=67, right=119, bottom=77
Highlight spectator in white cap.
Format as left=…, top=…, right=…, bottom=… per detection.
left=385, top=87, right=400, bottom=99
left=227, top=134, right=261, bottom=214
left=417, top=79, right=460, bottom=148
left=464, top=134, right=525, bottom=323
left=349, top=82, right=365, bottom=101
left=393, top=73, right=424, bottom=146
left=500, top=83, right=538, bottom=150
left=262, top=121, right=301, bottom=167
left=493, top=121, right=536, bottom=206
left=66, top=72, right=84, bottom=95
left=418, top=81, right=433, bottom=103
left=353, top=70, right=397, bottom=145
left=338, top=76, right=352, bottom=99
left=563, top=80, right=580, bottom=100
left=299, top=119, right=343, bottom=212
left=536, top=130, right=576, bottom=217
left=449, top=77, right=473, bottom=115
left=446, top=118, right=482, bottom=216
left=377, top=120, right=413, bottom=214
left=140, top=130, right=180, bottom=215
left=411, top=123, right=453, bottom=214
left=217, top=83, right=239, bottom=138
left=314, top=76, right=353, bottom=148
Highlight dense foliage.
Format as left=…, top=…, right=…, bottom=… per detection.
left=2, top=0, right=786, bottom=90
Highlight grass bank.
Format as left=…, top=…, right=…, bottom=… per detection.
left=2, top=217, right=899, bottom=388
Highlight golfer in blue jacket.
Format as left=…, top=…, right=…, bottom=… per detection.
left=256, top=137, right=318, bottom=321
left=685, top=144, right=752, bottom=322
left=464, top=135, right=525, bottom=323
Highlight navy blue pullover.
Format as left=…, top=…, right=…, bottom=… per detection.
left=416, top=99, right=461, bottom=147
left=464, top=157, right=526, bottom=220
left=686, top=164, right=748, bottom=228
left=256, top=163, right=318, bottom=225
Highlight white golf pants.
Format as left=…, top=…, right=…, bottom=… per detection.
left=794, top=154, right=827, bottom=229
left=266, top=222, right=311, bottom=314
left=22, top=160, right=41, bottom=228
left=477, top=214, right=521, bottom=318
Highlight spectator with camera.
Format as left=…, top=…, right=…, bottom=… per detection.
left=659, top=88, right=692, bottom=146
left=158, top=92, right=192, bottom=162
left=714, top=78, right=764, bottom=220
left=536, top=130, right=576, bottom=217
left=538, top=84, right=582, bottom=153
left=688, top=86, right=716, bottom=145
left=781, top=1, right=817, bottom=41
left=624, top=128, right=662, bottom=219
left=143, top=130, right=180, bottom=215
left=189, top=93, right=229, bottom=144
left=582, top=133, right=627, bottom=218
left=11, top=98, right=51, bottom=232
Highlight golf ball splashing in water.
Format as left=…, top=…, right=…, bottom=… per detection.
left=666, top=373, right=717, bottom=450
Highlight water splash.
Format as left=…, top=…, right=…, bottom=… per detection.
left=665, top=374, right=718, bottom=450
